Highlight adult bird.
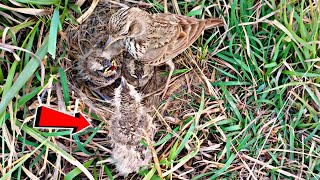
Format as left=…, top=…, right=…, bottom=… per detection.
left=104, top=7, right=224, bottom=97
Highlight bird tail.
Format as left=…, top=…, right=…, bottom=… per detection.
left=205, top=18, right=224, bottom=29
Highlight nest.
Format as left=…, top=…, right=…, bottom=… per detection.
left=57, top=2, right=115, bottom=119
left=58, top=1, right=166, bottom=121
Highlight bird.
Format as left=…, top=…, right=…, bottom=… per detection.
left=75, top=49, right=154, bottom=101
left=109, top=77, right=154, bottom=176
left=116, top=52, right=154, bottom=88
left=103, top=7, right=224, bottom=97
left=75, top=49, right=121, bottom=100
left=76, top=49, right=121, bottom=88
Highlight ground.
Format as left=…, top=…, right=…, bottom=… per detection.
left=0, top=0, right=319, bottom=179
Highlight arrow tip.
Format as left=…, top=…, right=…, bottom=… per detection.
left=73, top=113, right=91, bottom=134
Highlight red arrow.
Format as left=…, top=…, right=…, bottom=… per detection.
left=34, top=106, right=91, bottom=134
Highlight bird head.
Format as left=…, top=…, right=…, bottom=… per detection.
left=79, top=50, right=121, bottom=87
left=126, top=60, right=154, bottom=87
left=105, top=7, right=147, bottom=50
left=88, top=57, right=119, bottom=78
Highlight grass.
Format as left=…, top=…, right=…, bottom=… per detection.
left=0, top=0, right=319, bottom=179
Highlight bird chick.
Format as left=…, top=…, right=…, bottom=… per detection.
left=109, top=77, right=153, bottom=176
left=104, top=7, right=224, bottom=97
left=122, top=59, right=154, bottom=87
left=112, top=52, right=154, bottom=88
left=76, top=49, right=121, bottom=88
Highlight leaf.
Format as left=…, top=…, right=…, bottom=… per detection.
left=0, top=38, right=48, bottom=118
left=65, top=159, right=95, bottom=180
left=48, top=8, right=60, bottom=59
left=0, top=139, right=46, bottom=180
left=58, top=67, right=70, bottom=106
left=272, top=20, right=312, bottom=51
left=186, top=9, right=202, bottom=17
left=17, top=86, right=42, bottom=107
left=209, top=154, right=236, bottom=179
left=0, top=3, right=50, bottom=15
left=15, top=0, right=60, bottom=5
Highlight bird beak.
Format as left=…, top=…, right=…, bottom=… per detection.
left=104, top=35, right=125, bottom=50
left=103, top=60, right=117, bottom=75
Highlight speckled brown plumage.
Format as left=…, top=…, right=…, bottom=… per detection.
left=109, top=77, right=153, bottom=176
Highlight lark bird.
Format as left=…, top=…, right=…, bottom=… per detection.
left=117, top=52, right=154, bottom=88
left=77, top=49, right=120, bottom=88
left=109, top=77, right=153, bottom=176
left=104, top=7, right=224, bottom=96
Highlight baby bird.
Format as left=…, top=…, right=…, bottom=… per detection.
left=104, top=7, right=224, bottom=96
left=116, top=52, right=154, bottom=88
left=109, top=77, right=153, bottom=176
left=76, top=49, right=121, bottom=88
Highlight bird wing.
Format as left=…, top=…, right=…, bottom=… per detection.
left=141, top=14, right=223, bottom=64
left=140, top=14, right=185, bottom=64
left=141, top=45, right=167, bottom=65
left=147, top=13, right=181, bottom=48
left=165, top=15, right=207, bottom=60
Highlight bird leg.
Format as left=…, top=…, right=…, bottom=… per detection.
left=161, top=60, right=175, bottom=98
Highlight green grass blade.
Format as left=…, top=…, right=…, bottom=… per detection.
left=15, top=120, right=94, bottom=180
left=15, top=0, right=60, bottom=5
left=64, top=158, right=95, bottom=180
left=0, top=38, right=48, bottom=118
left=58, top=67, right=70, bottom=106
left=48, top=8, right=60, bottom=59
